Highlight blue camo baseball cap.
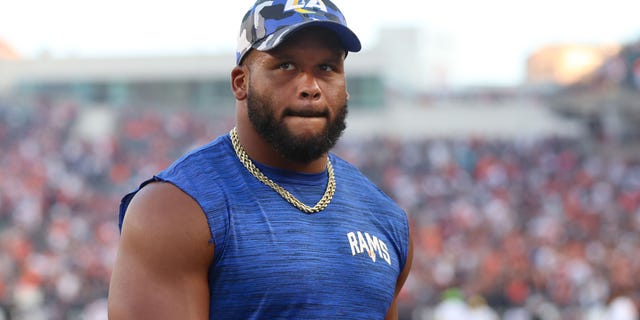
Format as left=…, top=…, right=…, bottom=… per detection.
left=236, top=0, right=361, bottom=65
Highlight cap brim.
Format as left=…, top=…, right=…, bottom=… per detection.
left=253, top=20, right=362, bottom=54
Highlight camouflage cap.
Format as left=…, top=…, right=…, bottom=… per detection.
left=236, top=0, right=361, bottom=65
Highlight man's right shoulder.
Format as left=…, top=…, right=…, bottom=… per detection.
left=120, top=181, right=214, bottom=246
left=112, top=180, right=215, bottom=316
left=124, top=182, right=203, bottom=228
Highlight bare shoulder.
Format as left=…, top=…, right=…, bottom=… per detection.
left=109, top=182, right=213, bottom=319
left=118, top=181, right=214, bottom=271
left=123, top=182, right=213, bottom=249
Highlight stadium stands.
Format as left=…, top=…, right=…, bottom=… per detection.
left=0, top=97, right=638, bottom=319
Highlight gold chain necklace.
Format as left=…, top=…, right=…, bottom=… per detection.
left=229, top=127, right=335, bottom=213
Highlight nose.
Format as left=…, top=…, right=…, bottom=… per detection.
left=298, top=73, right=321, bottom=101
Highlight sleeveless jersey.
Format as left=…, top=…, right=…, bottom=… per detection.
left=119, top=133, right=410, bottom=319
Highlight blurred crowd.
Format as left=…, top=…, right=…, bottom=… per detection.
left=336, top=133, right=640, bottom=319
left=0, top=100, right=639, bottom=319
left=0, top=101, right=227, bottom=319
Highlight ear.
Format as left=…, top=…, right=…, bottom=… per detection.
left=231, top=66, right=248, bottom=100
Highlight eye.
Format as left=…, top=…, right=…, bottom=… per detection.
left=319, top=64, right=335, bottom=72
left=278, top=62, right=295, bottom=70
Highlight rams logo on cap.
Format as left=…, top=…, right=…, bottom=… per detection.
left=284, top=0, right=328, bottom=14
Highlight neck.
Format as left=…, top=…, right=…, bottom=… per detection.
left=229, top=126, right=336, bottom=214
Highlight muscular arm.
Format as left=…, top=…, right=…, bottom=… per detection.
left=385, top=223, right=414, bottom=320
left=108, top=182, right=214, bottom=320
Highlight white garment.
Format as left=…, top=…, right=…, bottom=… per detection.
left=433, top=299, right=469, bottom=320
left=606, top=296, right=639, bottom=320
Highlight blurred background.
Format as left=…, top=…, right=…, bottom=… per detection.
left=1, top=0, right=640, bottom=319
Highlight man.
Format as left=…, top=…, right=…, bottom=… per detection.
left=108, top=0, right=413, bottom=319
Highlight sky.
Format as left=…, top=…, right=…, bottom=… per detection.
left=1, top=0, right=639, bottom=87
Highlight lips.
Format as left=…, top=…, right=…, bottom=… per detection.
left=283, top=109, right=329, bottom=118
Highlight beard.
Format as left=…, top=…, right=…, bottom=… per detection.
left=246, top=89, right=348, bottom=164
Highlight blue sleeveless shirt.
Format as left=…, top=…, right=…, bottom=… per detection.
left=120, top=133, right=410, bottom=319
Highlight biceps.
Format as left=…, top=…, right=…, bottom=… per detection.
left=108, top=234, right=211, bottom=319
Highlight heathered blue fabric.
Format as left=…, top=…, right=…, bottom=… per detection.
left=119, top=133, right=410, bottom=319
